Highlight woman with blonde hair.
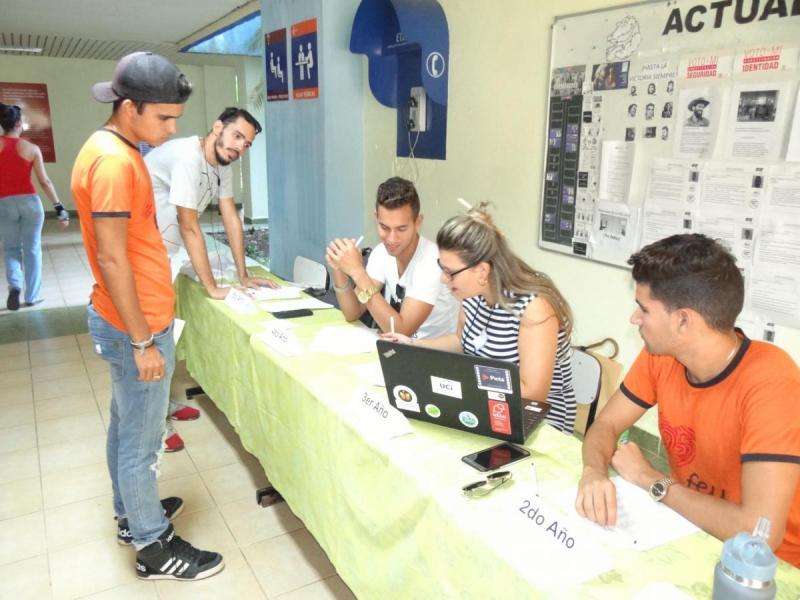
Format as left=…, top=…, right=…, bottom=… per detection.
left=0, top=103, right=69, bottom=310
left=385, top=203, right=576, bottom=433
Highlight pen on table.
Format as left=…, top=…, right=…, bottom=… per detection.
left=531, top=461, right=539, bottom=497
left=355, top=235, right=364, bottom=247
left=390, top=317, right=395, bottom=335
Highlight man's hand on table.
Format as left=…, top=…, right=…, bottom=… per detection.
left=241, top=275, right=279, bottom=289
left=576, top=466, right=618, bottom=527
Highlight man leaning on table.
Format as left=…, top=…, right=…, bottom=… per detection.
left=144, top=106, right=276, bottom=452
left=575, top=233, right=800, bottom=568
left=144, top=106, right=276, bottom=298
left=325, top=176, right=457, bottom=338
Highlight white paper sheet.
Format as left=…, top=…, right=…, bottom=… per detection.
left=641, top=204, right=694, bottom=248
left=223, top=287, right=258, bottom=315
left=589, top=201, right=640, bottom=264
left=750, top=211, right=800, bottom=327
left=564, top=477, right=699, bottom=552
left=675, top=87, right=719, bottom=158
left=700, top=162, right=766, bottom=212
left=724, top=82, right=795, bottom=161
left=696, top=209, right=756, bottom=265
left=644, top=158, right=701, bottom=207
left=352, top=362, right=386, bottom=387
left=599, top=141, right=635, bottom=203
left=253, top=322, right=305, bottom=356
left=765, top=164, right=800, bottom=211
left=173, top=318, right=186, bottom=344
left=465, top=490, right=613, bottom=586
left=260, top=298, right=334, bottom=312
left=786, top=87, right=800, bottom=162
left=246, top=286, right=303, bottom=301
left=310, top=326, right=379, bottom=355
left=344, top=386, right=412, bottom=441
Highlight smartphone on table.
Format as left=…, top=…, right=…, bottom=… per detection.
left=462, top=442, right=530, bottom=472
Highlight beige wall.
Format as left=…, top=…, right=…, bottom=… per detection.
left=0, top=54, right=239, bottom=210
left=359, top=0, right=800, bottom=434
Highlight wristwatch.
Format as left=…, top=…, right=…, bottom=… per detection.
left=130, top=334, right=155, bottom=355
left=649, top=477, right=674, bottom=502
left=356, top=286, right=378, bottom=304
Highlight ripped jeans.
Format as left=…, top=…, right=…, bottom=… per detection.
left=88, top=304, right=175, bottom=548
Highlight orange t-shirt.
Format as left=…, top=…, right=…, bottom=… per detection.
left=71, top=130, right=174, bottom=333
left=621, top=333, right=800, bottom=567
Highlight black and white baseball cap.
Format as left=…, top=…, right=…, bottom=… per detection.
left=92, top=52, right=192, bottom=104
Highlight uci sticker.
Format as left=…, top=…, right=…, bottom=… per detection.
left=459, top=411, right=479, bottom=428
left=392, top=385, right=421, bottom=413
left=425, top=404, right=441, bottom=418
left=474, top=365, right=513, bottom=394
left=430, top=375, right=462, bottom=399
left=487, top=391, right=506, bottom=402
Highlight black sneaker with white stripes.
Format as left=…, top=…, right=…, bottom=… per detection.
left=135, top=524, right=224, bottom=581
left=117, top=497, right=185, bottom=546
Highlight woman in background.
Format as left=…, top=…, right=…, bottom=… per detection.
left=0, top=103, right=68, bottom=310
left=385, top=203, right=577, bottom=434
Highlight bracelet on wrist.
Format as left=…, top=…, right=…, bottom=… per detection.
left=130, top=334, right=155, bottom=355
left=333, top=278, right=354, bottom=293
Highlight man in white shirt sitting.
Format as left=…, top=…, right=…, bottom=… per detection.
left=326, top=177, right=457, bottom=339
left=144, top=107, right=275, bottom=451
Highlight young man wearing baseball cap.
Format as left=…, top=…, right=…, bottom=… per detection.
left=71, top=51, right=224, bottom=581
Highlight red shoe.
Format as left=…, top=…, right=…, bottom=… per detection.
left=169, top=404, right=201, bottom=421
left=164, top=431, right=185, bottom=453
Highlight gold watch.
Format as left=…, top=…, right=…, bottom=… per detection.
left=356, top=286, right=378, bottom=304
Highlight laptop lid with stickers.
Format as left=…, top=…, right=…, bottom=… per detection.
left=376, top=340, right=550, bottom=443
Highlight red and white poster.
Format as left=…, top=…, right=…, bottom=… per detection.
left=0, top=82, right=56, bottom=162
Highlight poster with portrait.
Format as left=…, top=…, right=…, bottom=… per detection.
left=0, top=82, right=56, bottom=162
left=674, top=88, right=719, bottom=158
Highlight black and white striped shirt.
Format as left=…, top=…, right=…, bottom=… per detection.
left=461, top=293, right=576, bottom=434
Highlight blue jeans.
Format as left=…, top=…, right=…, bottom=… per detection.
left=88, top=304, right=175, bottom=548
left=0, top=194, right=44, bottom=303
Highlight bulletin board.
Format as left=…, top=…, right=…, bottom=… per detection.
left=539, top=0, right=800, bottom=336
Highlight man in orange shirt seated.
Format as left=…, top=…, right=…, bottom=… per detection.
left=71, top=52, right=224, bottom=581
left=576, top=234, right=800, bottom=567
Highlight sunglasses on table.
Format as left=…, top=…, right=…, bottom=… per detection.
left=462, top=470, right=513, bottom=498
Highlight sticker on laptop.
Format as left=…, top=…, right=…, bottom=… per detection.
left=474, top=365, right=513, bottom=394
left=430, top=376, right=462, bottom=399
left=459, top=411, right=479, bottom=428
left=488, top=399, right=512, bottom=435
left=392, top=385, right=420, bottom=413
left=487, top=391, right=506, bottom=402
left=424, top=404, right=441, bottom=418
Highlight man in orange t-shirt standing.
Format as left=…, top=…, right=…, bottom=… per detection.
left=576, top=234, right=800, bottom=568
left=71, top=52, right=224, bottom=581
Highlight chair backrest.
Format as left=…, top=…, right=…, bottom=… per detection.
left=572, top=348, right=602, bottom=406
left=292, top=256, right=329, bottom=291
left=571, top=345, right=623, bottom=436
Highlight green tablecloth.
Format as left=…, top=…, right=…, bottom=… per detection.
left=175, top=274, right=800, bottom=599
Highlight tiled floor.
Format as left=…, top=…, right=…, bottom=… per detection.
left=0, top=223, right=355, bottom=599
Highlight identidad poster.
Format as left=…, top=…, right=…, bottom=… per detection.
left=291, top=18, right=319, bottom=99
left=265, top=28, right=289, bottom=102
left=0, top=82, right=56, bottom=162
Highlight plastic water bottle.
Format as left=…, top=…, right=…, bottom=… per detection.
left=712, top=516, right=777, bottom=599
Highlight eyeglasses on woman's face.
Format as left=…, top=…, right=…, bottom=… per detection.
left=437, top=258, right=474, bottom=281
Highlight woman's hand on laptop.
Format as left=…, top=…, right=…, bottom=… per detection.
left=380, top=332, right=413, bottom=345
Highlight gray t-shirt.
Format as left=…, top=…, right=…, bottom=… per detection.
left=144, top=136, right=233, bottom=257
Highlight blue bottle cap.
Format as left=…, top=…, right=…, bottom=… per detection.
left=720, top=531, right=777, bottom=586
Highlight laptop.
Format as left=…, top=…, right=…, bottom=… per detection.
left=376, top=340, right=551, bottom=444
